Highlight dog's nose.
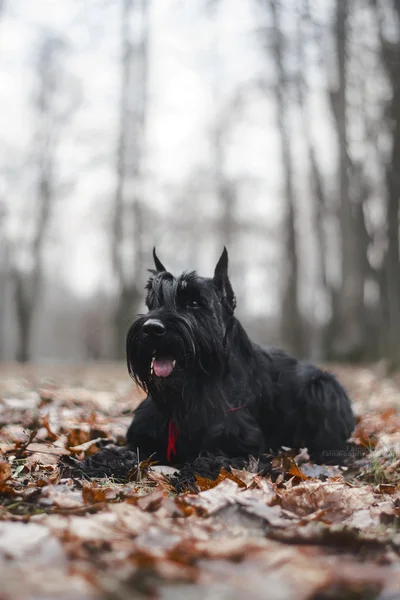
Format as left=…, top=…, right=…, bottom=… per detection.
left=142, top=318, right=166, bottom=336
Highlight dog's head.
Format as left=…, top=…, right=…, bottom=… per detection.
left=126, top=248, right=236, bottom=397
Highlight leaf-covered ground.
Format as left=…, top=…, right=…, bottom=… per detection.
left=1, top=362, right=400, bottom=599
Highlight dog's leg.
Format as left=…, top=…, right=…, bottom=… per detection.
left=63, top=397, right=167, bottom=480
left=65, top=445, right=138, bottom=480
left=172, top=452, right=250, bottom=492
left=126, top=395, right=168, bottom=462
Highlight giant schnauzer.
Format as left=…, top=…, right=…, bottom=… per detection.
left=123, top=248, right=355, bottom=474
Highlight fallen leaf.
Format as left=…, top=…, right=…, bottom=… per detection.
left=0, top=460, right=11, bottom=484
left=67, top=427, right=91, bottom=448
left=40, top=413, right=59, bottom=442
left=280, top=481, right=376, bottom=520
left=24, top=443, right=70, bottom=467
left=137, top=490, right=167, bottom=512
left=68, top=437, right=104, bottom=455
left=288, top=463, right=309, bottom=481
left=195, top=468, right=246, bottom=491
left=0, top=522, right=65, bottom=565
left=82, top=482, right=119, bottom=504
left=39, top=484, right=84, bottom=509
left=180, top=479, right=241, bottom=515
left=374, top=483, right=398, bottom=494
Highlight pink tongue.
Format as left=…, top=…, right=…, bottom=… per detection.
left=153, top=357, right=175, bottom=378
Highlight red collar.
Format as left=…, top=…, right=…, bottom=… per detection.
left=167, top=420, right=179, bottom=462
left=166, top=403, right=249, bottom=463
left=226, top=402, right=249, bottom=413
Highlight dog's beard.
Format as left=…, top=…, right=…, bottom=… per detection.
left=126, top=312, right=227, bottom=406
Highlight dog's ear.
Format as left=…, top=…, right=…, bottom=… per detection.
left=213, top=247, right=236, bottom=313
left=153, top=247, right=167, bottom=273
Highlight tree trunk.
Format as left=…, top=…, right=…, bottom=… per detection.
left=112, top=0, right=149, bottom=360
left=12, top=272, right=32, bottom=363
left=268, top=0, right=305, bottom=357
left=328, top=0, right=366, bottom=361
left=296, top=1, right=330, bottom=359
left=12, top=37, right=60, bottom=362
left=376, top=0, right=400, bottom=364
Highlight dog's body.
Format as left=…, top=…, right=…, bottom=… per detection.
left=126, top=249, right=355, bottom=468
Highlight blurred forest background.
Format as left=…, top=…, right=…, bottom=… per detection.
left=1, top=0, right=400, bottom=365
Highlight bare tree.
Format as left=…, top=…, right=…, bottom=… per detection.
left=112, top=0, right=150, bottom=359
left=294, top=1, right=333, bottom=360
left=0, top=0, right=7, bottom=359
left=10, top=35, right=78, bottom=362
left=267, top=0, right=305, bottom=357
left=371, top=0, right=400, bottom=365
left=322, top=0, right=372, bottom=360
left=210, top=94, right=246, bottom=303
left=0, top=201, right=8, bottom=360
left=212, top=117, right=236, bottom=250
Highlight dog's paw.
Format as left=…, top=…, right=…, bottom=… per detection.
left=59, top=445, right=138, bottom=481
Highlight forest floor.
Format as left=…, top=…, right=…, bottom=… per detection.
left=1, top=362, right=400, bottom=599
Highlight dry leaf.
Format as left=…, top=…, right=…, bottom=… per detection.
left=40, top=414, right=59, bottom=442
left=288, top=463, right=309, bottom=481
left=24, top=443, right=70, bottom=467
left=195, top=468, right=246, bottom=491
left=0, top=460, right=11, bottom=484
left=1, top=364, right=400, bottom=600
left=82, top=482, right=119, bottom=504
left=68, top=437, right=104, bottom=455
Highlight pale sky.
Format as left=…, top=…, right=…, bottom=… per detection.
left=0, top=0, right=336, bottom=317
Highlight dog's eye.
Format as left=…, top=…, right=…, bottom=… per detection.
left=187, top=300, right=200, bottom=309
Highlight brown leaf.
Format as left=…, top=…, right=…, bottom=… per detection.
left=0, top=460, right=16, bottom=498
left=230, top=468, right=259, bottom=486
left=136, top=490, right=167, bottom=512
left=39, top=484, right=84, bottom=509
left=68, top=437, right=103, bottom=456
left=237, top=495, right=292, bottom=527
left=380, top=407, right=398, bottom=423
left=82, top=482, right=119, bottom=504
left=352, top=421, right=379, bottom=449
left=288, top=464, right=309, bottom=481
left=181, top=479, right=241, bottom=515
left=131, top=548, right=198, bottom=582
left=24, top=443, right=70, bottom=467
left=0, top=460, right=11, bottom=484
left=373, top=483, right=398, bottom=494
left=195, top=468, right=246, bottom=491
left=66, top=427, right=91, bottom=448
left=40, top=414, right=59, bottom=442
left=281, top=481, right=376, bottom=520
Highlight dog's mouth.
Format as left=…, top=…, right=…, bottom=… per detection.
left=150, top=353, right=177, bottom=378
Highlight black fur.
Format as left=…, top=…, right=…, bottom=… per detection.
left=125, top=248, right=355, bottom=469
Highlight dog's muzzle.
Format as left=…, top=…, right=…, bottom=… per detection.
left=141, top=319, right=177, bottom=378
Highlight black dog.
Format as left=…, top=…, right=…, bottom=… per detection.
left=125, top=248, right=355, bottom=471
